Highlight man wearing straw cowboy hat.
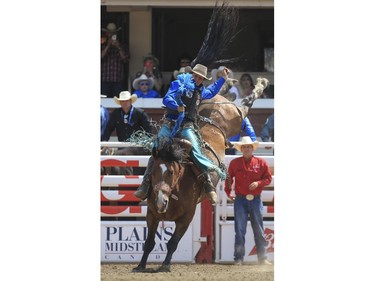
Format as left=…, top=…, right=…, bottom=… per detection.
left=101, top=91, right=152, bottom=142
left=134, top=63, right=229, bottom=205
left=132, top=74, right=160, bottom=98
left=225, top=136, right=272, bottom=266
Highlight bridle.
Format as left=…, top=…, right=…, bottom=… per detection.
left=153, top=160, right=183, bottom=195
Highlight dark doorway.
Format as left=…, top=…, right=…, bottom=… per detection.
left=152, top=8, right=274, bottom=72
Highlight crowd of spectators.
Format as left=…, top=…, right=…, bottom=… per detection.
left=100, top=22, right=274, bottom=145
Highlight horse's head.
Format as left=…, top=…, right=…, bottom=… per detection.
left=151, top=138, right=187, bottom=213
left=151, top=159, right=182, bottom=213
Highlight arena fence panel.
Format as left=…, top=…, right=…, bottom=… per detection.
left=100, top=142, right=274, bottom=263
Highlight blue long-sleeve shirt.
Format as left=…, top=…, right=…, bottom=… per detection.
left=100, top=105, right=110, bottom=140
left=163, top=74, right=225, bottom=111
left=228, top=117, right=257, bottom=141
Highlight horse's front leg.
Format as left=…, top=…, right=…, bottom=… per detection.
left=157, top=218, right=192, bottom=272
left=132, top=214, right=159, bottom=272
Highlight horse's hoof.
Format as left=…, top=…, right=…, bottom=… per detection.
left=132, top=266, right=146, bottom=273
left=132, top=266, right=156, bottom=273
left=156, top=264, right=171, bottom=272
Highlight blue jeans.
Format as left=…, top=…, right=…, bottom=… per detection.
left=260, top=113, right=274, bottom=142
left=156, top=121, right=226, bottom=179
left=233, top=195, right=267, bottom=262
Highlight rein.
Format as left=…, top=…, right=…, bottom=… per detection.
left=202, top=140, right=227, bottom=178
left=198, top=99, right=245, bottom=148
left=198, top=115, right=228, bottom=145
left=196, top=116, right=228, bottom=179
left=197, top=99, right=246, bottom=179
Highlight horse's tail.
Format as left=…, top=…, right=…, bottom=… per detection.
left=191, top=1, right=240, bottom=68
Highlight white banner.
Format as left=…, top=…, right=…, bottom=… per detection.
left=101, top=221, right=196, bottom=262
left=216, top=221, right=274, bottom=263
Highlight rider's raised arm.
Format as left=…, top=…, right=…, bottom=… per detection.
left=202, top=76, right=226, bottom=99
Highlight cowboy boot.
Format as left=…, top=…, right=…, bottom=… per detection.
left=198, top=172, right=218, bottom=205
left=133, top=157, right=154, bottom=200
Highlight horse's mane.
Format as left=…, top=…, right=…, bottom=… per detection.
left=152, top=137, right=188, bottom=162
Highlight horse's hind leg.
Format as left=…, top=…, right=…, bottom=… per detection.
left=132, top=216, right=159, bottom=272
left=157, top=219, right=191, bottom=272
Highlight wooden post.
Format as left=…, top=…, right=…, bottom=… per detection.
left=195, top=199, right=213, bottom=263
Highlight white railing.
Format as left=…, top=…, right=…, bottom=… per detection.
left=100, top=142, right=274, bottom=219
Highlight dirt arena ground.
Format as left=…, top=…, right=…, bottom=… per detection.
left=101, top=262, right=274, bottom=281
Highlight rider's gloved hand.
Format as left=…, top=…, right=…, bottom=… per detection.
left=178, top=105, right=185, bottom=112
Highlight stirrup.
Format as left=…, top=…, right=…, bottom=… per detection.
left=134, top=157, right=154, bottom=200
left=133, top=179, right=150, bottom=200
left=133, top=189, right=147, bottom=200
left=207, top=191, right=217, bottom=205
left=198, top=173, right=217, bottom=205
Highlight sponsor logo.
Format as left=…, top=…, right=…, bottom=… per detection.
left=103, top=225, right=173, bottom=256
left=248, top=228, right=274, bottom=256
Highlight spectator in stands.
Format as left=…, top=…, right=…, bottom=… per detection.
left=134, top=64, right=229, bottom=205
left=211, top=66, right=239, bottom=101
left=237, top=73, right=255, bottom=99
left=101, top=91, right=152, bottom=142
left=225, top=136, right=273, bottom=266
left=101, top=23, right=129, bottom=98
left=177, top=52, right=193, bottom=68
left=100, top=95, right=110, bottom=140
left=132, top=74, right=160, bottom=98
left=170, top=52, right=193, bottom=83
left=135, top=53, right=163, bottom=93
left=260, top=113, right=274, bottom=142
left=261, top=84, right=274, bottom=99
left=225, top=117, right=257, bottom=155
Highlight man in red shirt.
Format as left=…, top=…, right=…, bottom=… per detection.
left=225, top=136, right=272, bottom=265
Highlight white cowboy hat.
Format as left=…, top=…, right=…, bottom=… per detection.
left=233, top=136, right=259, bottom=151
left=173, top=67, right=188, bottom=79
left=114, top=91, right=137, bottom=105
left=132, top=74, right=155, bottom=90
left=211, top=66, right=234, bottom=81
left=191, top=64, right=211, bottom=80
left=101, top=22, right=121, bottom=33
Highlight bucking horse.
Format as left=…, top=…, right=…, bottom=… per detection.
left=132, top=77, right=269, bottom=272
